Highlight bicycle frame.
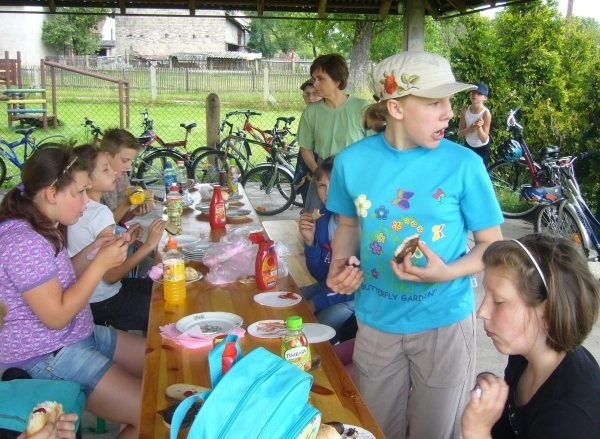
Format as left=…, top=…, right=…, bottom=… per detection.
left=0, top=136, right=34, bottom=169
left=505, top=108, right=542, bottom=186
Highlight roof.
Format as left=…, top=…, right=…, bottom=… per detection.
left=0, top=1, right=534, bottom=20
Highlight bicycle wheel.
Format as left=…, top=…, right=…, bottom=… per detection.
left=535, top=203, right=587, bottom=255
left=487, top=159, right=539, bottom=218
left=242, top=163, right=295, bottom=216
left=191, top=149, right=244, bottom=185
left=134, top=149, right=186, bottom=189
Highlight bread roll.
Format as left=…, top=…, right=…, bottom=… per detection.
left=26, top=401, right=63, bottom=435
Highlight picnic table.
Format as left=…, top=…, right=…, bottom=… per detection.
left=139, top=186, right=384, bottom=438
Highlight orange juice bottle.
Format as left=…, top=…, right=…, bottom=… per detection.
left=163, top=236, right=187, bottom=305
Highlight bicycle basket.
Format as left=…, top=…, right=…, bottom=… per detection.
left=521, top=185, right=563, bottom=205
left=499, top=139, right=523, bottom=163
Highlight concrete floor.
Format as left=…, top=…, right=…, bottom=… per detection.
left=81, top=213, right=600, bottom=438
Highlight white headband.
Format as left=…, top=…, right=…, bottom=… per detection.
left=511, top=239, right=549, bottom=293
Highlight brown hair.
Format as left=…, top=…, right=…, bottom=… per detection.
left=100, top=128, right=141, bottom=155
left=483, top=233, right=600, bottom=352
left=314, top=157, right=334, bottom=181
left=363, top=100, right=389, bottom=132
left=73, top=143, right=102, bottom=174
left=310, top=54, right=349, bottom=91
left=0, top=145, right=93, bottom=254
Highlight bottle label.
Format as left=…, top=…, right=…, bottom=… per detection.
left=261, top=254, right=277, bottom=287
left=282, top=343, right=310, bottom=371
left=164, top=260, right=185, bottom=282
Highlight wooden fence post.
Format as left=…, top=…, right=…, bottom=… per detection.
left=263, top=65, right=270, bottom=103
left=206, top=93, right=220, bottom=149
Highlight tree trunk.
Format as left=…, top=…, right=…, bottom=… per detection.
left=347, top=20, right=374, bottom=93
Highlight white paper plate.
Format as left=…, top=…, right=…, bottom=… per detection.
left=173, top=235, right=202, bottom=247
left=226, top=208, right=251, bottom=218
left=175, top=312, right=243, bottom=338
left=303, top=323, right=336, bottom=343
left=253, top=292, right=302, bottom=308
left=342, top=425, right=375, bottom=439
left=247, top=319, right=287, bottom=339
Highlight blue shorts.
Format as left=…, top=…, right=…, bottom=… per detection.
left=25, top=325, right=116, bottom=396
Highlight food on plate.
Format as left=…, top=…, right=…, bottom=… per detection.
left=26, top=401, right=63, bottom=435
left=346, top=255, right=360, bottom=267
left=345, top=427, right=360, bottom=438
left=165, top=383, right=210, bottom=402
left=184, top=266, right=199, bottom=282
left=159, top=401, right=201, bottom=429
left=316, top=424, right=341, bottom=438
left=256, top=320, right=286, bottom=335
left=325, top=421, right=344, bottom=434
left=311, top=208, right=324, bottom=221
left=278, top=292, right=298, bottom=300
left=393, top=233, right=420, bottom=263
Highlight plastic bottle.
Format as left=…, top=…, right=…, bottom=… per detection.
left=166, top=183, right=183, bottom=235
left=176, top=160, right=187, bottom=194
left=164, top=161, right=177, bottom=194
left=209, top=184, right=227, bottom=229
left=163, top=236, right=187, bottom=305
left=281, top=316, right=311, bottom=371
left=227, top=164, right=239, bottom=195
left=255, top=239, right=277, bottom=290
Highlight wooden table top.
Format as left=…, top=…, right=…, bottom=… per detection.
left=139, top=188, right=383, bottom=438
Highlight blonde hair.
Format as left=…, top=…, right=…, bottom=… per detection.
left=363, top=100, right=390, bottom=132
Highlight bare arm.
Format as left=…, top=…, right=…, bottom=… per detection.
left=300, top=147, right=318, bottom=174
left=326, top=215, right=363, bottom=294
left=103, top=218, right=166, bottom=283
left=477, top=109, right=492, bottom=143
left=461, top=374, right=509, bottom=439
left=390, top=225, right=503, bottom=283
left=70, top=234, right=117, bottom=277
left=23, top=238, right=129, bottom=329
left=457, top=107, right=469, bottom=137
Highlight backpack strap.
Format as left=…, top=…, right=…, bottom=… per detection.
left=169, top=391, right=208, bottom=439
left=209, top=334, right=243, bottom=387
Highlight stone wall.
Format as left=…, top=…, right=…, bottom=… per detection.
left=115, top=9, right=245, bottom=57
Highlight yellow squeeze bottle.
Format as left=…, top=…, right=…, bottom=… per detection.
left=163, top=236, right=187, bottom=305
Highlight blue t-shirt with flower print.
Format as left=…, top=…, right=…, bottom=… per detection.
left=327, top=132, right=503, bottom=334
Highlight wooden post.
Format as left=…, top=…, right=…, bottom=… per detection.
left=263, top=65, right=270, bottom=103
left=118, top=80, right=124, bottom=128
left=205, top=93, right=220, bottom=149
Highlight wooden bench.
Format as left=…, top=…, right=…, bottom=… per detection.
left=262, top=219, right=316, bottom=287
left=3, top=88, right=48, bottom=130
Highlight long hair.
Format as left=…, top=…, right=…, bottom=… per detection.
left=0, top=146, right=92, bottom=255
left=483, top=233, right=600, bottom=351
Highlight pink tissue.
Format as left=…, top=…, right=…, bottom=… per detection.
left=148, top=263, right=163, bottom=281
left=159, top=324, right=246, bottom=349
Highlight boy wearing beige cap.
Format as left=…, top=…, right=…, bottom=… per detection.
left=326, top=51, right=503, bottom=438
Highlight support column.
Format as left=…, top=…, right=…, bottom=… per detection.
left=403, top=0, right=425, bottom=51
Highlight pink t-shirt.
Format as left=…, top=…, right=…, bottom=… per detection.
left=0, top=219, right=94, bottom=365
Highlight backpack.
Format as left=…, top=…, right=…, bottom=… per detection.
left=170, top=334, right=321, bottom=438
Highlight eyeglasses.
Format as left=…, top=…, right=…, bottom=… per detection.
left=49, top=156, right=78, bottom=188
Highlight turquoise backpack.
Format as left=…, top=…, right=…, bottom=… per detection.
left=170, top=334, right=321, bottom=438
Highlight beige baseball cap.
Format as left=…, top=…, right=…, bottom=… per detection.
left=371, top=51, right=476, bottom=101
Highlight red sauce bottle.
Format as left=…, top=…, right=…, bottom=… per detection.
left=255, top=239, right=278, bottom=290
left=209, top=184, right=226, bottom=229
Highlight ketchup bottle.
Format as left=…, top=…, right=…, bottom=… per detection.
left=255, top=239, right=277, bottom=290
left=209, top=184, right=226, bottom=229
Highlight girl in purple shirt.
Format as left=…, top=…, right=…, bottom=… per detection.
left=0, top=147, right=144, bottom=439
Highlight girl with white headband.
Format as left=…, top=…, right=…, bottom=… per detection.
left=462, top=233, right=600, bottom=438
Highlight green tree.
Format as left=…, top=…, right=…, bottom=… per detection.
left=42, top=8, right=107, bottom=55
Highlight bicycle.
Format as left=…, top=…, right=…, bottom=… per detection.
left=83, top=117, right=103, bottom=145
left=534, top=150, right=600, bottom=261
left=132, top=109, right=198, bottom=188
left=190, top=110, right=297, bottom=186
left=0, top=127, right=64, bottom=186
left=486, top=107, right=556, bottom=218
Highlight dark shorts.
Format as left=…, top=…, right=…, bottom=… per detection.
left=464, top=143, right=491, bottom=168
left=90, top=277, right=153, bottom=331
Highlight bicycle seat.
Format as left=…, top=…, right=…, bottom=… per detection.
left=540, top=146, right=560, bottom=160
left=15, top=127, right=36, bottom=136
left=181, top=122, right=197, bottom=130
left=138, top=135, right=153, bottom=145
left=276, top=116, right=295, bottom=125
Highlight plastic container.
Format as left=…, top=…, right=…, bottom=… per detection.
left=227, top=164, right=239, bottom=195
left=164, top=161, right=177, bottom=193
left=209, top=184, right=227, bottom=229
left=166, top=183, right=183, bottom=235
left=281, top=316, right=311, bottom=371
left=163, top=236, right=187, bottom=305
left=128, top=186, right=145, bottom=205
left=255, top=239, right=277, bottom=290
left=176, top=160, right=187, bottom=194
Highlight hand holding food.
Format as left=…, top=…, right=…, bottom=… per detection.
left=26, top=401, right=63, bottom=435
left=393, top=233, right=420, bottom=263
